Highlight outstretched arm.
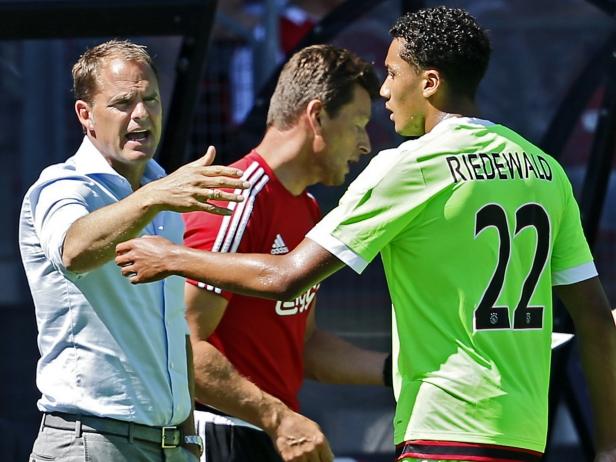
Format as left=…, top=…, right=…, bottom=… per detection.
left=63, top=147, right=249, bottom=273
left=555, top=277, right=616, bottom=461
left=116, top=236, right=345, bottom=300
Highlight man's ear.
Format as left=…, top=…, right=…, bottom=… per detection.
left=75, top=100, right=94, bottom=132
left=306, top=99, right=327, bottom=152
left=306, top=99, right=324, bottom=136
left=422, top=69, right=441, bottom=98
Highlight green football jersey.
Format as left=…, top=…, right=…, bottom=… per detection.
left=306, top=117, right=595, bottom=452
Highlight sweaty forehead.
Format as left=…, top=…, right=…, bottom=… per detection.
left=97, top=58, right=157, bottom=94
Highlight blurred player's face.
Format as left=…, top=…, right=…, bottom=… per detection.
left=76, top=58, right=162, bottom=176
left=381, top=38, right=427, bottom=137
left=317, top=84, right=372, bottom=186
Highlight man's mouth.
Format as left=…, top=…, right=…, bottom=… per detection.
left=125, top=130, right=151, bottom=143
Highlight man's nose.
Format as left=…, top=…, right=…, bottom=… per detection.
left=359, top=132, right=371, bottom=155
left=132, top=101, right=148, bottom=120
left=379, top=81, right=389, bottom=99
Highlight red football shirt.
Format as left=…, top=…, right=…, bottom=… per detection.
left=183, top=150, right=321, bottom=411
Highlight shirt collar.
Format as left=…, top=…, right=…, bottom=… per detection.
left=71, top=136, right=167, bottom=185
left=431, top=115, right=495, bottom=134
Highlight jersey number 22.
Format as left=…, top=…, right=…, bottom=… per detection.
left=474, top=203, right=549, bottom=331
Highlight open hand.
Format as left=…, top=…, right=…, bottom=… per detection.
left=140, top=146, right=251, bottom=215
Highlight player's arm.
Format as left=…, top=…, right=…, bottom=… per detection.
left=555, top=277, right=616, bottom=459
left=303, top=303, right=388, bottom=385
left=187, top=283, right=282, bottom=426
left=179, top=335, right=200, bottom=458
left=63, top=148, right=248, bottom=273
left=186, top=284, right=334, bottom=462
left=116, top=236, right=345, bottom=300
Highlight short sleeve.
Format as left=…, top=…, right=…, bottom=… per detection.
left=308, top=144, right=448, bottom=273
left=551, top=178, right=596, bottom=285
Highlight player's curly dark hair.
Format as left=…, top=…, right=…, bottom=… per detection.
left=390, top=6, right=491, bottom=97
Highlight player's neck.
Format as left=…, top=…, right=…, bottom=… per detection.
left=425, top=99, right=479, bottom=133
left=256, top=127, right=312, bottom=196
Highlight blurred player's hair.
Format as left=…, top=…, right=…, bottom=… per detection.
left=72, top=39, right=158, bottom=104
left=390, top=6, right=491, bottom=98
left=267, top=44, right=380, bottom=129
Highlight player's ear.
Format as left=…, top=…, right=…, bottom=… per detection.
left=306, top=99, right=324, bottom=136
left=306, top=99, right=326, bottom=152
left=422, top=68, right=441, bottom=98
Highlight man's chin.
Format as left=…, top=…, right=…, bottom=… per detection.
left=125, top=148, right=155, bottom=162
left=333, top=172, right=348, bottom=186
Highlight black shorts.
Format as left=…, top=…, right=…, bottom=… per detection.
left=195, top=409, right=282, bottom=462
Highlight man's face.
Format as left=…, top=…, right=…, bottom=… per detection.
left=317, top=84, right=372, bottom=186
left=80, top=58, right=162, bottom=171
left=380, top=38, right=427, bottom=137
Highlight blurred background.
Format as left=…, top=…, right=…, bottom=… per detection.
left=0, top=0, right=614, bottom=460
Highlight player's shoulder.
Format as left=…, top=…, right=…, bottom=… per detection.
left=229, top=151, right=261, bottom=172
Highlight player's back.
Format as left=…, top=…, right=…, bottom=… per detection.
left=375, top=117, right=592, bottom=451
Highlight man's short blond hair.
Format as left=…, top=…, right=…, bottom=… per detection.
left=72, top=39, right=158, bottom=104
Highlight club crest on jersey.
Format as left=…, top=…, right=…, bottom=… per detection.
left=271, top=234, right=289, bottom=255
left=275, top=284, right=320, bottom=316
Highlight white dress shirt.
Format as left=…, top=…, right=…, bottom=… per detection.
left=19, top=137, right=191, bottom=426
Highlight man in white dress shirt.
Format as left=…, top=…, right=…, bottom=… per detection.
left=19, top=39, right=249, bottom=462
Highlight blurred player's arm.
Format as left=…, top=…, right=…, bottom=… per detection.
left=555, top=277, right=616, bottom=460
left=303, top=302, right=388, bottom=385
left=185, top=284, right=334, bottom=462
left=117, top=236, right=344, bottom=299
left=179, top=335, right=199, bottom=458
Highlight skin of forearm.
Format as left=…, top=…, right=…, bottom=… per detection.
left=191, top=339, right=287, bottom=434
left=170, top=248, right=303, bottom=299
left=558, top=279, right=616, bottom=451
left=167, top=240, right=343, bottom=300
left=63, top=188, right=160, bottom=273
left=304, top=329, right=387, bottom=385
left=573, top=308, right=616, bottom=450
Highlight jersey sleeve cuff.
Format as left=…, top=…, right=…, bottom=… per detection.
left=305, top=228, right=369, bottom=274
left=552, top=261, right=598, bottom=286
left=185, top=279, right=232, bottom=301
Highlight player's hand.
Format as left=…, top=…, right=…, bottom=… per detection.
left=116, top=235, right=177, bottom=283
left=139, top=146, right=251, bottom=215
left=269, top=409, right=334, bottom=462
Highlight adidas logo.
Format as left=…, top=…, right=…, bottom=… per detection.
left=271, top=234, right=289, bottom=255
